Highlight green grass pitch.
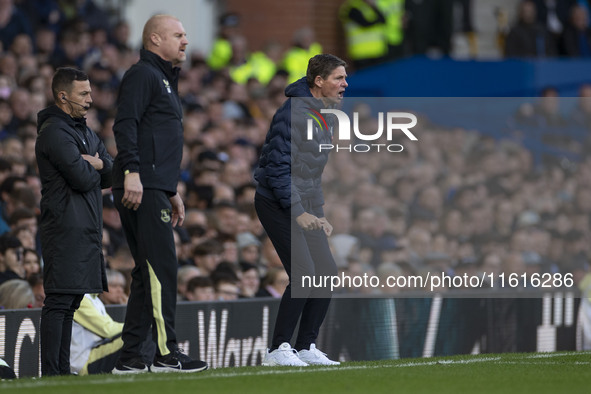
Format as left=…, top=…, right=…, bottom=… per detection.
left=3, top=351, right=590, bottom=394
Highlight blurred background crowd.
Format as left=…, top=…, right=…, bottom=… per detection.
left=1, top=0, right=591, bottom=309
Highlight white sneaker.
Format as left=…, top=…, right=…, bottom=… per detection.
left=262, top=342, right=309, bottom=366
left=297, top=344, right=340, bottom=366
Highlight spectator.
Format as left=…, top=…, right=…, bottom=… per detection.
left=404, top=0, right=454, bottom=57
left=533, top=0, right=574, bottom=52
left=259, top=234, right=283, bottom=271
left=10, top=224, right=35, bottom=251
left=255, top=267, right=289, bottom=298
left=213, top=272, right=240, bottom=301
left=239, top=261, right=260, bottom=297
left=352, top=205, right=398, bottom=268
left=106, top=245, right=134, bottom=286
left=174, top=227, right=194, bottom=266
left=519, top=87, right=568, bottom=130
left=109, top=19, right=132, bottom=52
left=570, top=83, right=591, bottom=129
left=185, top=276, right=215, bottom=302
left=22, top=247, right=40, bottom=279
left=99, top=268, right=128, bottom=306
left=218, top=234, right=239, bottom=263
left=27, top=272, right=44, bottom=308
left=70, top=293, right=123, bottom=375
left=5, top=88, right=32, bottom=135
left=176, top=265, right=202, bottom=301
left=0, top=233, right=23, bottom=284
left=505, top=0, right=558, bottom=58
left=562, top=4, right=591, bottom=57
left=0, top=278, right=33, bottom=309
left=212, top=201, right=239, bottom=237
left=102, top=193, right=126, bottom=255
left=192, top=239, right=223, bottom=275
left=34, top=26, right=58, bottom=65
left=236, top=231, right=261, bottom=265
left=0, top=0, right=34, bottom=51
left=8, top=206, right=37, bottom=233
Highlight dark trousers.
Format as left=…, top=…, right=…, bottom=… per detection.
left=113, top=188, right=178, bottom=361
left=255, top=193, right=337, bottom=351
left=41, top=293, right=84, bottom=376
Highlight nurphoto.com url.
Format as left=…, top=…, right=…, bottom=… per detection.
left=301, top=272, right=574, bottom=293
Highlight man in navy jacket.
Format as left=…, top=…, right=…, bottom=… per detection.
left=255, top=54, right=348, bottom=366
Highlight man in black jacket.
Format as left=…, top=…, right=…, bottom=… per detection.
left=111, top=14, right=207, bottom=374
left=254, top=54, right=347, bottom=366
left=36, top=67, right=113, bottom=376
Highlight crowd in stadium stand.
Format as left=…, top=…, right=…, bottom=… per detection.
left=0, top=0, right=591, bottom=309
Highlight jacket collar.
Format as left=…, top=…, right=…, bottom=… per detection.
left=140, top=48, right=180, bottom=82
left=37, top=105, right=87, bottom=134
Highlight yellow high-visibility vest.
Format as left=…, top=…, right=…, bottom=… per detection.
left=282, top=42, right=323, bottom=83
left=207, top=38, right=232, bottom=70
left=340, top=0, right=388, bottom=60
left=376, top=0, right=404, bottom=46
left=229, top=51, right=278, bottom=85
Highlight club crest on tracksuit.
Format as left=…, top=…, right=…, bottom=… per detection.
left=163, top=79, right=171, bottom=93
left=161, top=209, right=171, bottom=223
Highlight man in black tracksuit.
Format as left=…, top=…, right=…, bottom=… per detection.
left=111, top=14, right=206, bottom=374
left=36, top=67, right=113, bottom=376
left=254, top=54, right=348, bottom=366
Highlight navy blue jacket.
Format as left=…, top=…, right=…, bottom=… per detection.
left=254, top=77, right=333, bottom=218
left=112, top=49, right=183, bottom=194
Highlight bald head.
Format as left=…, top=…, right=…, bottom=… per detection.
left=142, top=14, right=176, bottom=48
left=142, top=14, right=188, bottom=66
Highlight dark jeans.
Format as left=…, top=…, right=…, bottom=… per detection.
left=255, top=193, right=337, bottom=351
left=41, top=293, right=84, bottom=376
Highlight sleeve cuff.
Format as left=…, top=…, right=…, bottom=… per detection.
left=291, top=202, right=305, bottom=218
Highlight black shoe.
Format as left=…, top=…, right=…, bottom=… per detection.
left=0, top=365, right=16, bottom=379
left=112, top=358, right=149, bottom=375
left=151, top=349, right=208, bottom=373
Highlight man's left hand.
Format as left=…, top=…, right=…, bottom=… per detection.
left=169, top=193, right=185, bottom=227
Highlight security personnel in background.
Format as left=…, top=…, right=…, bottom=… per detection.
left=339, top=0, right=388, bottom=69
left=282, top=27, right=323, bottom=83
left=376, top=0, right=405, bottom=60
left=229, top=37, right=280, bottom=85
left=207, top=12, right=240, bottom=71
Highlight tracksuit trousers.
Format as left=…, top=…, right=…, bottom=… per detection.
left=113, top=188, right=178, bottom=361
left=255, top=193, right=337, bottom=351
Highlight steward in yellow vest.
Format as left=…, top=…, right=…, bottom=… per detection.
left=339, top=0, right=388, bottom=69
